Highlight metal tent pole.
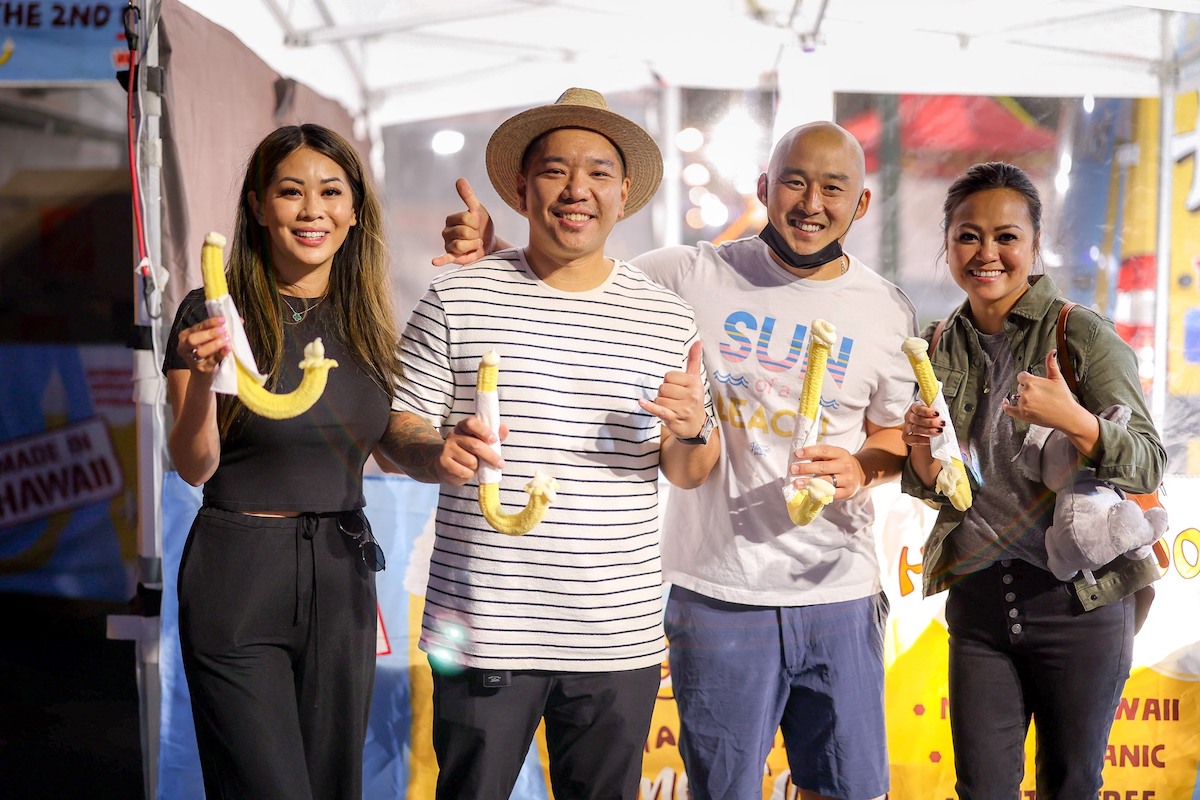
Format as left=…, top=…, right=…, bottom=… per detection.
left=107, top=2, right=166, bottom=798
left=1151, top=10, right=1178, bottom=430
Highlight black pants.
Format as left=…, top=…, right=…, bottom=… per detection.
left=946, top=559, right=1134, bottom=800
left=178, top=508, right=378, bottom=800
left=431, top=664, right=660, bottom=800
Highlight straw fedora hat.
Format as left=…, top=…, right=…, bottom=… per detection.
left=485, top=88, right=663, bottom=216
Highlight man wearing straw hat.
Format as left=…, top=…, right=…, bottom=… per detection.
left=384, top=88, right=721, bottom=799
left=438, top=120, right=915, bottom=800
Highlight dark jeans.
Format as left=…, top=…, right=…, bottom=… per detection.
left=431, top=664, right=659, bottom=800
left=946, top=559, right=1134, bottom=800
left=664, top=586, right=889, bottom=800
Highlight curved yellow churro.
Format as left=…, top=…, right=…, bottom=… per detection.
left=902, top=337, right=972, bottom=511
left=785, top=320, right=836, bottom=526
left=788, top=477, right=835, bottom=526
left=479, top=472, right=558, bottom=536
left=475, top=351, right=556, bottom=535
left=201, top=232, right=337, bottom=420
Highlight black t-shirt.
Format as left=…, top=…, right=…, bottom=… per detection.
left=164, top=288, right=390, bottom=513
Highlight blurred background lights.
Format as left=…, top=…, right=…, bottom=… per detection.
left=688, top=186, right=708, bottom=205
left=685, top=207, right=706, bottom=230
left=1055, top=152, right=1072, bottom=194
left=699, top=193, right=729, bottom=227
left=1138, top=346, right=1155, bottom=381
left=1083, top=94, right=1095, bottom=114
left=425, top=609, right=472, bottom=674
left=675, top=126, right=704, bottom=153
left=431, top=129, right=465, bottom=155
left=707, top=108, right=764, bottom=180
left=733, top=171, right=760, bottom=195
left=682, top=163, right=711, bottom=187
left=1089, top=245, right=1101, bottom=262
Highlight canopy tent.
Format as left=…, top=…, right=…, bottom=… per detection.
left=105, top=0, right=1200, bottom=796
left=177, top=0, right=1197, bottom=129
left=3, top=0, right=1198, bottom=795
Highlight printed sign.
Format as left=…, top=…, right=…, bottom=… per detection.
left=0, top=416, right=122, bottom=528
left=0, top=2, right=129, bottom=83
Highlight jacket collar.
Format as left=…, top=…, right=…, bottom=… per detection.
left=943, top=273, right=1062, bottom=335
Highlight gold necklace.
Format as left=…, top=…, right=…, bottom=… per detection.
left=280, top=294, right=326, bottom=324
left=840, top=255, right=848, bottom=275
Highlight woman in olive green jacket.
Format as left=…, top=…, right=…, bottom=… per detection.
left=900, top=162, right=1164, bottom=800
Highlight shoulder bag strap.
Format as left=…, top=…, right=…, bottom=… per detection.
left=1055, top=300, right=1079, bottom=395
left=1056, top=299, right=1168, bottom=569
left=930, top=318, right=948, bottom=353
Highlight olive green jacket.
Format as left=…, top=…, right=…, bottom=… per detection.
left=901, top=275, right=1165, bottom=608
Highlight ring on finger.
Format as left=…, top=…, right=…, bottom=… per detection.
left=190, top=348, right=202, bottom=363
left=830, top=474, right=837, bottom=489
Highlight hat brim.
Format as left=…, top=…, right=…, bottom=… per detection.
left=485, top=104, right=663, bottom=217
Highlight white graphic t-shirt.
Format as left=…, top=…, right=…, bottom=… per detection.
left=633, top=237, right=918, bottom=606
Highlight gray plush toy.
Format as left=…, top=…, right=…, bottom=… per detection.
left=1015, top=404, right=1168, bottom=583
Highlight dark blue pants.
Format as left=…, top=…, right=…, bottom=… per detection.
left=946, top=559, right=1134, bottom=800
left=178, top=508, right=378, bottom=800
left=430, top=664, right=659, bottom=800
left=664, top=586, right=889, bottom=800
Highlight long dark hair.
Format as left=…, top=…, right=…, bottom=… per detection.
left=218, top=123, right=401, bottom=437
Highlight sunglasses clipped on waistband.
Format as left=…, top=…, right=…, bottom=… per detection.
left=338, top=510, right=386, bottom=572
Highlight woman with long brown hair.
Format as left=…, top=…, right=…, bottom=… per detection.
left=163, top=123, right=401, bottom=799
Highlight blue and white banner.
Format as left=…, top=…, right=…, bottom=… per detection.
left=0, top=2, right=130, bottom=83
left=0, top=344, right=136, bottom=600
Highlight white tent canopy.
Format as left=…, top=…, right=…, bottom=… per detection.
left=108, top=2, right=1199, bottom=796
left=179, top=0, right=1200, bottom=132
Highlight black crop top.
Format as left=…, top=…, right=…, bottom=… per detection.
left=164, top=288, right=391, bottom=513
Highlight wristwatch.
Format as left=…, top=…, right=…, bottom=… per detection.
left=676, top=415, right=715, bottom=446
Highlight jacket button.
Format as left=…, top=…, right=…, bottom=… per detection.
left=1091, top=594, right=1099, bottom=601
left=965, top=403, right=975, bottom=412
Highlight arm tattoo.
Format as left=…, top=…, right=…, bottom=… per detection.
left=380, top=412, right=447, bottom=483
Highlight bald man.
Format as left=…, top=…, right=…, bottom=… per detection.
left=438, top=122, right=917, bottom=800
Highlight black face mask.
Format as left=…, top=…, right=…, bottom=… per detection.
left=757, top=190, right=864, bottom=271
